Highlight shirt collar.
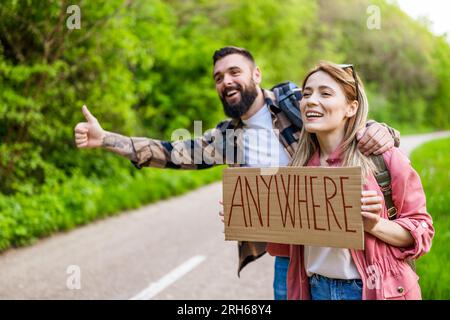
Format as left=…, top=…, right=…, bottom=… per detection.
left=308, top=143, right=344, bottom=166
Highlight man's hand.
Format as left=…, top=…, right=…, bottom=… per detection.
left=74, top=106, right=139, bottom=161
left=74, top=105, right=105, bottom=149
left=356, top=123, right=394, bottom=156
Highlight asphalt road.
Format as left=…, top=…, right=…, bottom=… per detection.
left=0, top=131, right=449, bottom=299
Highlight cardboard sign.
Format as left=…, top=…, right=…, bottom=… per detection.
left=222, top=166, right=364, bottom=249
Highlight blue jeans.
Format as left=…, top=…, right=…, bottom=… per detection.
left=309, top=274, right=363, bottom=300
left=273, top=256, right=290, bottom=300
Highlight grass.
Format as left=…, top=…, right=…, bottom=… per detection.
left=410, top=137, right=450, bottom=299
left=0, top=165, right=224, bottom=252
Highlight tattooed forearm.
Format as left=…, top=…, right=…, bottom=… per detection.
left=102, top=132, right=138, bottom=162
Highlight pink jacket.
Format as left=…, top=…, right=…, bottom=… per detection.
left=287, top=147, right=434, bottom=300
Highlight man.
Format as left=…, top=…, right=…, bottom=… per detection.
left=74, top=46, right=399, bottom=299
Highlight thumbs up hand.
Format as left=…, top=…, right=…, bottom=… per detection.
left=74, top=105, right=106, bottom=149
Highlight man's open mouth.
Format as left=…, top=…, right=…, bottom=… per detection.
left=224, top=87, right=241, bottom=99
left=226, top=90, right=239, bottom=98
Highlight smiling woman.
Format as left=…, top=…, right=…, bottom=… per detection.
left=292, top=62, right=374, bottom=179
left=287, top=61, right=434, bottom=300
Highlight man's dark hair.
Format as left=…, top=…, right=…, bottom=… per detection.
left=212, top=46, right=255, bottom=65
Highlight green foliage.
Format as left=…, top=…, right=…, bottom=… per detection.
left=316, top=0, right=447, bottom=130
left=0, top=0, right=449, bottom=251
left=410, top=138, right=450, bottom=299
left=428, top=37, right=450, bottom=129
left=0, top=164, right=223, bottom=251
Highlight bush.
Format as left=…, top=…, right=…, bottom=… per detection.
left=0, top=164, right=223, bottom=252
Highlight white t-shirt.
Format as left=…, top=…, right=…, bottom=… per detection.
left=304, top=246, right=361, bottom=279
left=241, top=104, right=290, bottom=168
left=303, top=151, right=361, bottom=280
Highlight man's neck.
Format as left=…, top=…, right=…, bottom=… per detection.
left=240, top=88, right=265, bottom=121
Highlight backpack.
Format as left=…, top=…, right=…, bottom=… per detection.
left=371, top=154, right=416, bottom=272
left=272, top=81, right=416, bottom=272
left=271, top=81, right=303, bottom=129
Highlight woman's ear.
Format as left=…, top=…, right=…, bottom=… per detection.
left=346, top=100, right=358, bottom=118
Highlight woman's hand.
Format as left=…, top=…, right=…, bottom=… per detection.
left=361, top=191, right=415, bottom=247
left=361, top=190, right=383, bottom=233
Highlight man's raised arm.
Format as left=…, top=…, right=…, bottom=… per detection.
left=74, top=105, right=222, bottom=170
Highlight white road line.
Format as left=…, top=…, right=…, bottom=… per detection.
left=130, top=255, right=207, bottom=300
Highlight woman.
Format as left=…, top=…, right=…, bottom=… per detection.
left=287, top=62, right=434, bottom=300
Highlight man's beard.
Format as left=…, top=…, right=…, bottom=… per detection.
left=220, top=81, right=258, bottom=119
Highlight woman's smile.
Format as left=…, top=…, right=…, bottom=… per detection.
left=304, top=110, right=324, bottom=122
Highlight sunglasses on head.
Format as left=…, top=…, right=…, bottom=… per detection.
left=338, top=64, right=359, bottom=101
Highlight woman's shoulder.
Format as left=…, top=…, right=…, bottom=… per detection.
left=381, top=147, right=411, bottom=170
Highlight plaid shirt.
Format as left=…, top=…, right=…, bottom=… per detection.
left=130, top=89, right=301, bottom=170
left=130, top=88, right=400, bottom=275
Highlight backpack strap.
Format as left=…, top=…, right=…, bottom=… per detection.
left=271, top=82, right=303, bottom=130
left=371, top=154, right=397, bottom=220
left=371, top=155, right=416, bottom=272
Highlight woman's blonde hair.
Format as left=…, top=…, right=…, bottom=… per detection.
left=290, top=61, right=376, bottom=179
